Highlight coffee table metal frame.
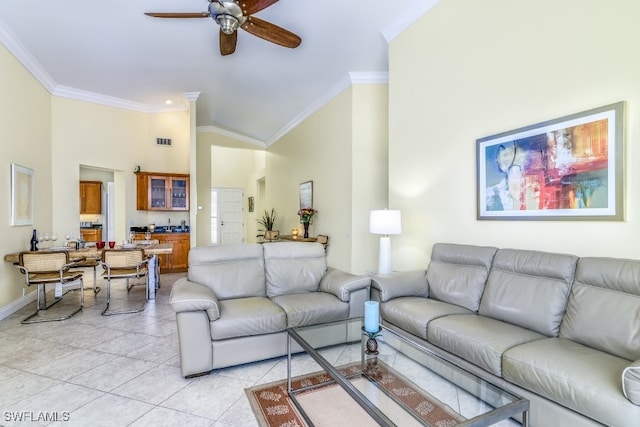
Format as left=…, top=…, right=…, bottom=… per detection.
left=287, top=318, right=530, bottom=427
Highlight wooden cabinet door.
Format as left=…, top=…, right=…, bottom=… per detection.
left=152, top=233, right=189, bottom=273
left=80, top=181, right=102, bottom=214
left=80, top=228, right=102, bottom=242
left=169, top=177, right=189, bottom=211
left=168, top=234, right=190, bottom=271
left=136, top=172, right=189, bottom=211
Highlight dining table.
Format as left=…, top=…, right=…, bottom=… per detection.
left=3, top=243, right=173, bottom=264
left=4, top=242, right=173, bottom=300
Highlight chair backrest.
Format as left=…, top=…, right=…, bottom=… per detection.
left=560, top=257, right=640, bottom=361
left=263, top=242, right=327, bottom=297
left=426, top=243, right=497, bottom=311
left=102, top=249, right=145, bottom=268
left=19, top=251, right=69, bottom=273
left=188, top=244, right=266, bottom=300
left=133, top=239, right=160, bottom=245
left=479, top=248, right=577, bottom=337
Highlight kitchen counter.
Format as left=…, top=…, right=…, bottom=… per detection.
left=130, top=226, right=189, bottom=234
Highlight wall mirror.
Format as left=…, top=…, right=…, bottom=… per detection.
left=299, top=181, right=313, bottom=209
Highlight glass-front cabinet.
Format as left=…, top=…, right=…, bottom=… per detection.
left=136, top=172, right=190, bottom=211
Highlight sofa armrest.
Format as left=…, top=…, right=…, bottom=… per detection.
left=370, top=270, right=428, bottom=302
left=169, top=278, right=220, bottom=321
left=623, top=359, right=640, bottom=404
left=319, top=267, right=370, bottom=302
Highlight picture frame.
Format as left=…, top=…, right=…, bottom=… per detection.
left=477, top=102, right=624, bottom=220
left=11, top=163, right=35, bottom=226
left=299, top=181, right=313, bottom=209
left=248, top=196, right=254, bottom=213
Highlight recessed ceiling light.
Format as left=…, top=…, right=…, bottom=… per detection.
left=164, top=99, right=173, bottom=105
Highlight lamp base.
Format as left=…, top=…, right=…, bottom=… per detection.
left=377, top=236, right=392, bottom=274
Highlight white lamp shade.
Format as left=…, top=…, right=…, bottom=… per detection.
left=369, top=210, right=402, bottom=235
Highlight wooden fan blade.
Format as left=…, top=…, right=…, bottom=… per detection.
left=241, top=16, right=301, bottom=48
left=220, top=30, right=237, bottom=56
left=241, top=0, right=279, bottom=16
left=144, top=12, right=210, bottom=18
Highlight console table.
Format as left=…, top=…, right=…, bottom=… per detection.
left=279, top=235, right=318, bottom=243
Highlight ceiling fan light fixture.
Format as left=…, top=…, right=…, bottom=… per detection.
left=216, top=14, right=239, bottom=34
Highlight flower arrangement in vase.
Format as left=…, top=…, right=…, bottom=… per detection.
left=297, top=207, right=317, bottom=238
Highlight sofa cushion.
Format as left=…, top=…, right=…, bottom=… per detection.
left=503, top=338, right=640, bottom=427
left=560, top=257, right=640, bottom=361
left=381, top=297, right=472, bottom=340
left=623, top=359, right=640, bottom=405
left=428, top=314, right=544, bottom=376
left=210, top=297, right=286, bottom=340
left=264, top=242, right=327, bottom=297
left=427, top=243, right=497, bottom=311
left=270, top=292, right=349, bottom=327
left=188, top=244, right=266, bottom=300
left=479, top=248, right=577, bottom=336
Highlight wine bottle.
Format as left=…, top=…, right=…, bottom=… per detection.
left=30, top=229, right=38, bottom=251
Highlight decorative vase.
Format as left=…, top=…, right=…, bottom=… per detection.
left=303, top=222, right=310, bottom=238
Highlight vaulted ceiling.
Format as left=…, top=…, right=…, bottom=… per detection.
left=0, top=0, right=432, bottom=147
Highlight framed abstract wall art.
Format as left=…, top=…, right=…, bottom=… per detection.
left=477, top=102, right=624, bottom=220
left=11, top=163, right=35, bottom=226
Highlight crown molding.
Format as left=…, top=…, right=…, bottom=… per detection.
left=266, top=71, right=388, bottom=146
left=53, top=85, right=189, bottom=113
left=183, top=92, right=201, bottom=102
left=382, top=0, right=440, bottom=42
left=197, top=125, right=266, bottom=148
left=0, top=16, right=56, bottom=93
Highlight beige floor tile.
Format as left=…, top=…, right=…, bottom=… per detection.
left=129, top=406, right=213, bottom=427
left=67, top=356, right=157, bottom=392
left=111, top=363, right=192, bottom=405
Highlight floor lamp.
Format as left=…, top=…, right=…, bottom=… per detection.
left=369, top=209, right=402, bottom=274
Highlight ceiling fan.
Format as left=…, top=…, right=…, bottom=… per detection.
left=145, top=0, right=301, bottom=56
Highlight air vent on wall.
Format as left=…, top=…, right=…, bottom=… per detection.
left=156, top=138, right=172, bottom=146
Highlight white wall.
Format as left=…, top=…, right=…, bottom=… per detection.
left=51, top=98, right=191, bottom=240
left=268, top=83, right=388, bottom=273
left=0, top=43, right=52, bottom=307
left=389, top=0, right=640, bottom=269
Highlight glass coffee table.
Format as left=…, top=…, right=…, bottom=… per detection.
left=287, top=319, right=529, bottom=427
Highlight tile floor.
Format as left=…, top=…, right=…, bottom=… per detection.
left=0, top=271, right=520, bottom=427
left=0, top=272, right=276, bottom=427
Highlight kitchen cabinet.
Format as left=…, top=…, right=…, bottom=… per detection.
left=80, top=181, right=102, bottom=214
left=136, top=172, right=189, bottom=211
left=132, top=232, right=190, bottom=273
left=156, top=233, right=190, bottom=272
left=80, top=228, right=102, bottom=242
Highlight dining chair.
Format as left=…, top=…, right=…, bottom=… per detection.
left=14, top=251, right=85, bottom=324
left=132, top=239, right=161, bottom=289
left=73, top=258, right=101, bottom=295
left=100, top=248, right=150, bottom=316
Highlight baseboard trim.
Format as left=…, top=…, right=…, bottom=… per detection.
left=0, top=291, right=36, bottom=320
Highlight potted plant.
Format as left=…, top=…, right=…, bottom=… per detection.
left=257, top=208, right=278, bottom=240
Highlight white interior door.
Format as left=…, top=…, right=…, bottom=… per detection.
left=211, top=188, right=244, bottom=245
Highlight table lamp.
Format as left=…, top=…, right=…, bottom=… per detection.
left=369, top=209, right=401, bottom=275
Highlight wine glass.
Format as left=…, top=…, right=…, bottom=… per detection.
left=43, top=232, right=50, bottom=249
left=51, top=232, right=58, bottom=248
left=144, top=231, right=151, bottom=242
left=65, top=232, right=71, bottom=247
left=129, top=230, right=136, bottom=244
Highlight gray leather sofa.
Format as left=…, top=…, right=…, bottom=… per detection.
left=371, top=243, right=640, bottom=427
left=169, top=242, right=370, bottom=377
